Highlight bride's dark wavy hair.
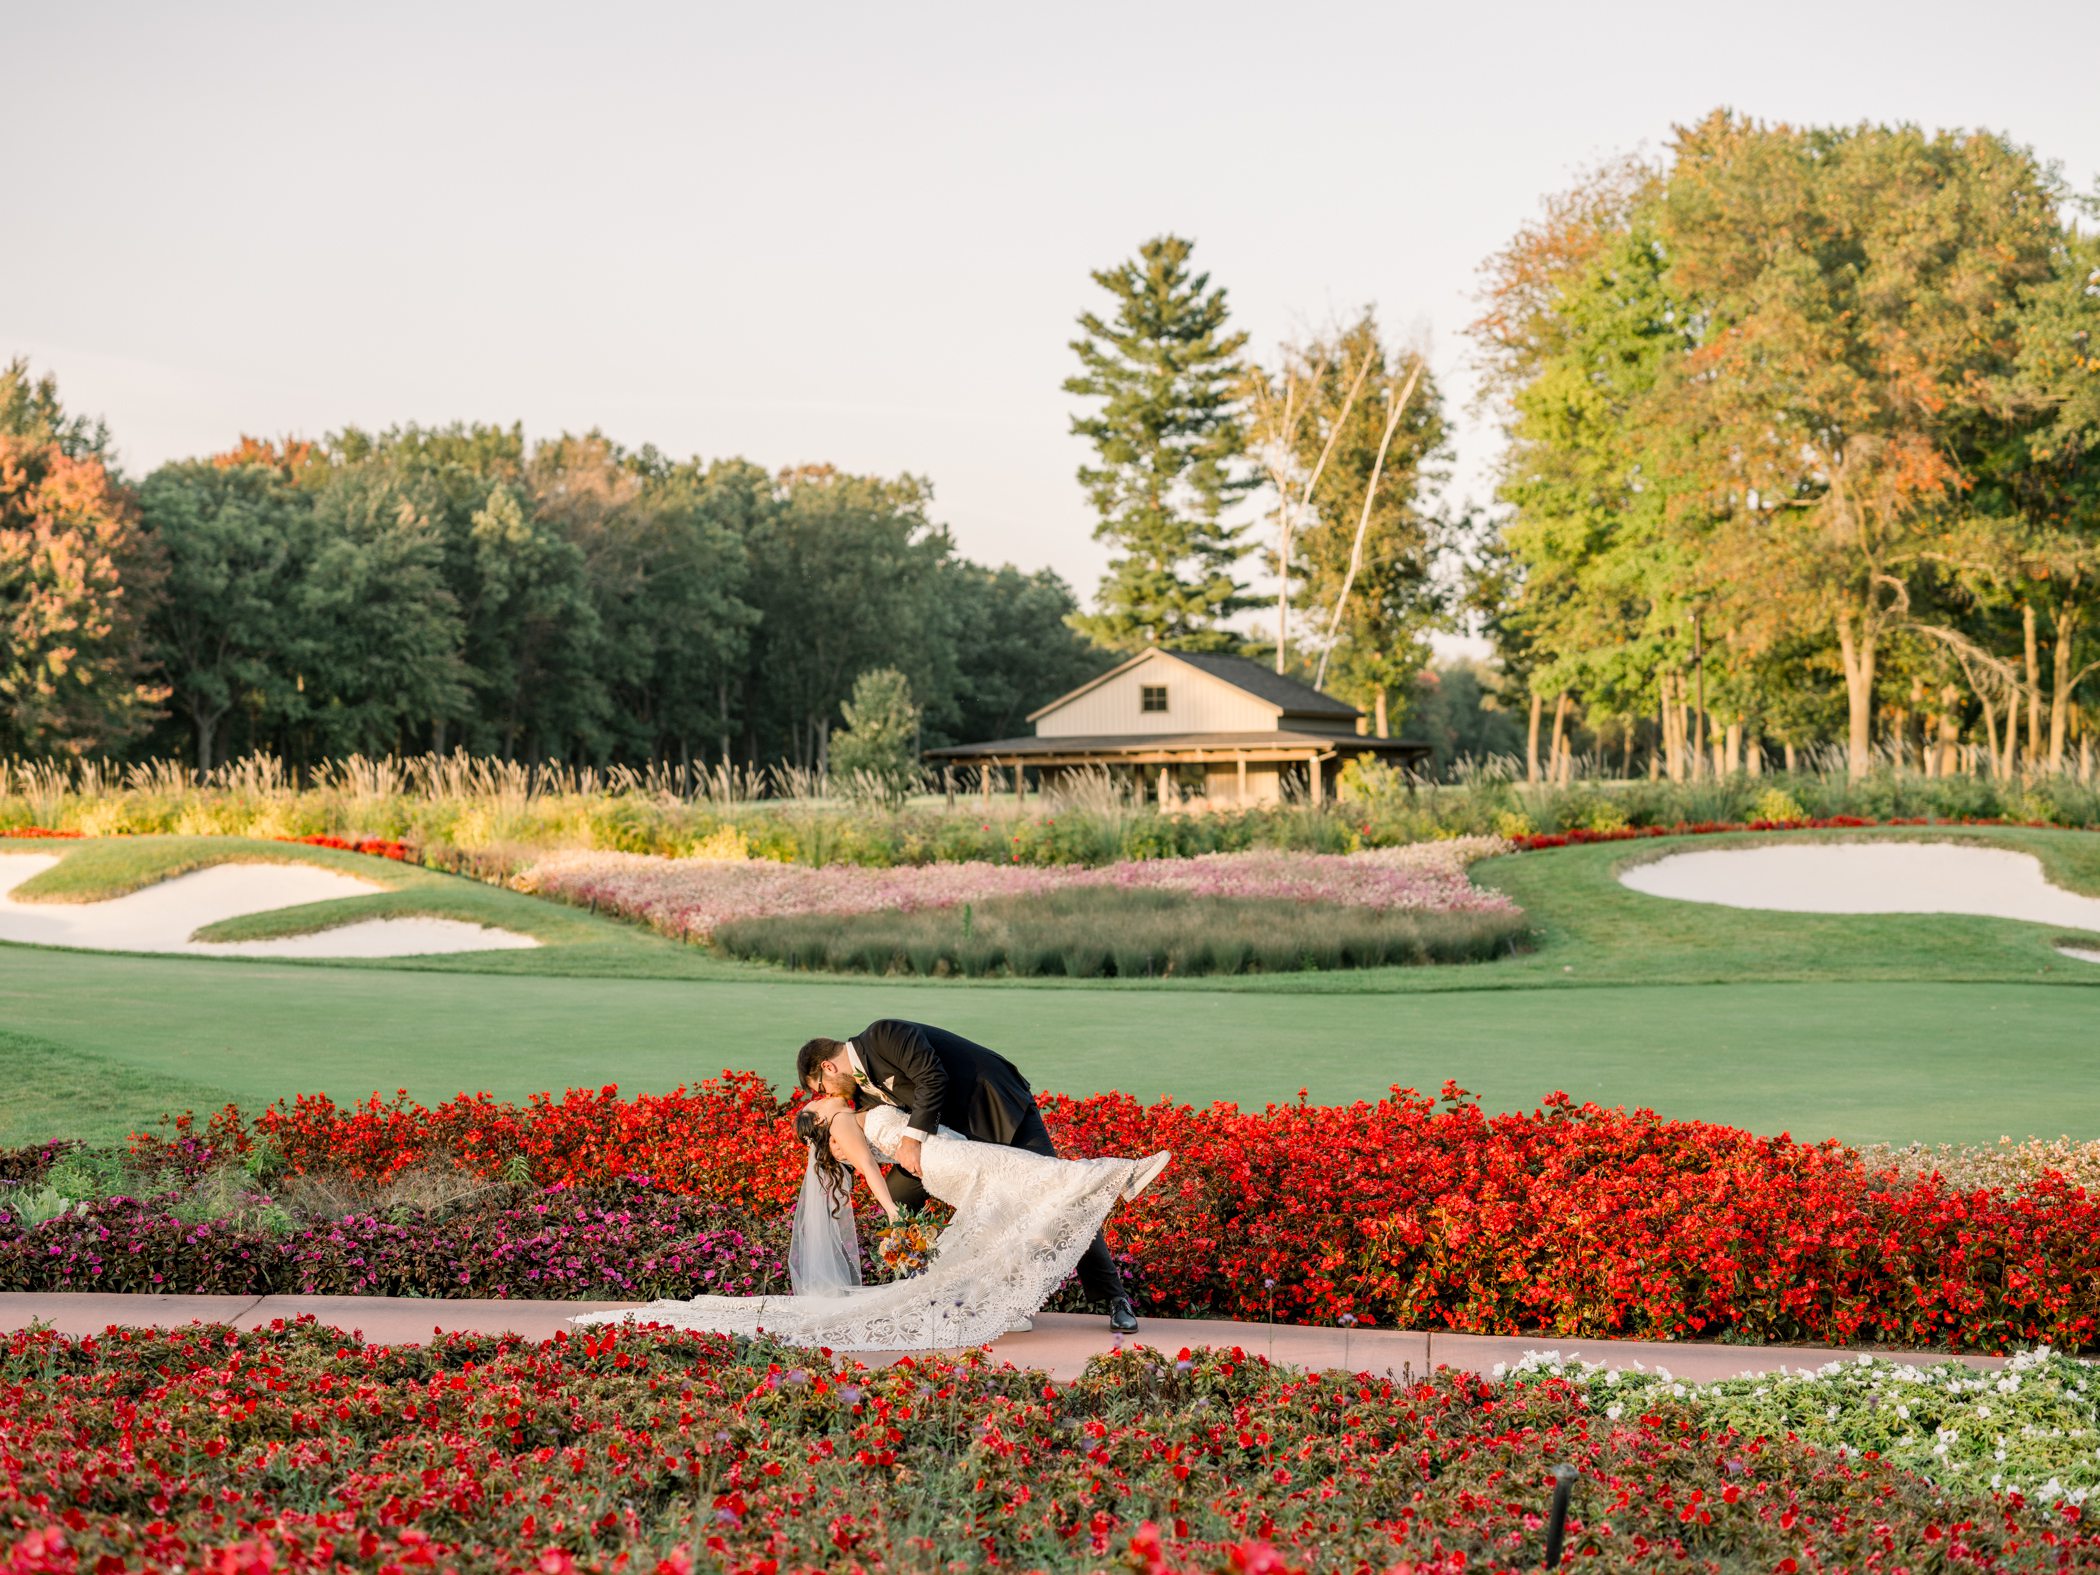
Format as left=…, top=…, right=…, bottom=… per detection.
left=794, top=1105, right=853, bottom=1210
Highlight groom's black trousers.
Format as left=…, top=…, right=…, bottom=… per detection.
left=883, top=1107, right=1129, bottom=1308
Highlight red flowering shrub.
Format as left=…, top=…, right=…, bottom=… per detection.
left=127, top=1079, right=2100, bottom=1353
left=280, top=833, right=417, bottom=863
left=0, top=826, right=83, bottom=839
left=0, top=1322, right=2089, bottom=1574
left=1506, top=814, right=2057, bottom=851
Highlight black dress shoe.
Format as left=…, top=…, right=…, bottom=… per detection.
left=1108, top=1297, right=1139, bottom=1334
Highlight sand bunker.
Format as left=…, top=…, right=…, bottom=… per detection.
left=1619, top=841, right=2100, bottom=944
left=0, top=853, right=537, bottom=957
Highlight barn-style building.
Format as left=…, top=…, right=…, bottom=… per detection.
left=925, top=649, right=1429, bottom=806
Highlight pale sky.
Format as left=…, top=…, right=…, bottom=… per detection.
left=10, top=1, right=2100, bottom=639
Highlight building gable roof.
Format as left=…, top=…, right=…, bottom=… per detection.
left=1026, top=648, right=1361, bottom=725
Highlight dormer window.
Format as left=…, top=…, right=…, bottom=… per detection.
left=1140, top=685, right=1168, bottom=714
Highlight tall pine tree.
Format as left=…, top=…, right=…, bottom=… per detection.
left=1064, top=236, right=1253, bottom=651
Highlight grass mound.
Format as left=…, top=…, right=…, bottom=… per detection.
left=711, top=887, right=1530, bottom=977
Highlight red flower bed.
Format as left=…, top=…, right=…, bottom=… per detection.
left=135, top=1077, right=2100, bottom=1353
left=0, top=826, right=83, bottom=840
left=1507, top=814, right=2073, bottom=851
left=1, top=1320, right=2089, bottom=1575
left=280, top=833, right=418, bottom=863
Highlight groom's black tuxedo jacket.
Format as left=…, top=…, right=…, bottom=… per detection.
left=850, top=1018, right=1036, bottom=1144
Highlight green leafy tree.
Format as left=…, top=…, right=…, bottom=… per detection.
left=532, top=438, right=758, bottom=768
left=1065, top=235, right=1253, bottom=651
left=461, top=482, right=605, bottom=761
left=293, top=467, right=468, bottom=756
left=829, top=667, right=922, bottom=805
left=136, top=460, right=314, bottom=768
left=738, top=466, right=957, bottom=771
left=934, top=564, right=1111, bottom=744
left=1472, top=162, right=1707, bottom=776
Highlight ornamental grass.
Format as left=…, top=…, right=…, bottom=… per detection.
left=8, top=1077, right=2092, bottom=1355
left=711, top=888, right=1527, bottom=977
left=0, top=1322, right=2091, bottom=1574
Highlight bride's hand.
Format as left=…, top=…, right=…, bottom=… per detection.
left=882, top=1202, right=903, bottom=1224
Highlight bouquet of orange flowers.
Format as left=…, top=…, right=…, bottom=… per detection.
left=871, top=1207, right=940, bottom=1280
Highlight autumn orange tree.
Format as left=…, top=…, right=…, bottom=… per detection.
left=1650, top=113, right=2061, bottom=779
left=1476, top=116, right=2079, bottom=781
left=0, top=359, right=165, bottom=755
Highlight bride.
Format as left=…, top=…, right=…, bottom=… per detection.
left=573, top=1095, right=1170, bottom=1351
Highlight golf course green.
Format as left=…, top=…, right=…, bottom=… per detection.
left=4, top=824, right=2096, bottom=1147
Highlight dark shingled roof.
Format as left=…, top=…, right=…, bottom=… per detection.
left=1163, top=652, right=1362, bottom=718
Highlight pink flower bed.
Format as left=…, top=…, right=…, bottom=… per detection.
left=520, top=838, right=1513, bottom=941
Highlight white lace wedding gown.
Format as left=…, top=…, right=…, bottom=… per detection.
left=572, top=1106, right=1158, bottom=1351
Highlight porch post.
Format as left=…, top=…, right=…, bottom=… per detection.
left=1309, top=753, right=1325, bottom=806
left=1236, top=755, right=1248, bottom=803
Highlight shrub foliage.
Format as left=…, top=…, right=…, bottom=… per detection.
left=710, top=888, right=1529, bottom=976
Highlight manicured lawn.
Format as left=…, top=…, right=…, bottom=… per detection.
left=4, top=824, right=2097, bottom=1149
left=4, top=941, right=2095, bottom=1148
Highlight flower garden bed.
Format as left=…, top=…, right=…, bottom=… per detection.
left=9, top=1079, right=2095, bottom=1354
left=1504, top=814, right=2086, bottom=852
left=517, top=838, right=1514, bottom=948
left=0, top=1321, right=2091, bottom=1574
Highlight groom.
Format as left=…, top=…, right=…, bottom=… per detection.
left=796, top=1018, right=1141, bottom=1334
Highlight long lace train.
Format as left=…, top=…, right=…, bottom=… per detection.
left=571, top=1106, right=1159, bottom=1351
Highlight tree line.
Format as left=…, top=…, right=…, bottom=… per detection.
left=12, top=106, right=2092, bottom=780
left=1471, top=110, right=2100, bottom=783
left=1054, top=114, right=2099, bottom=780
left=0, top=368, right=1105, bottom=770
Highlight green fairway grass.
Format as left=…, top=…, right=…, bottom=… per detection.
left=3, top=941, right=2095, bottom=1149
left=3, top=825, right=2097, bottom=1148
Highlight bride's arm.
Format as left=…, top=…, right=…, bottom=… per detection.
left=827, top=1110, right=902, bottom=1222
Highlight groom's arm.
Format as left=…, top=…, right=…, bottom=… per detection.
left=868, top=1019, right=944, bottom=1141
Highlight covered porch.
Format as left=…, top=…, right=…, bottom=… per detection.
left=924, top=731, right=1430, bottom=809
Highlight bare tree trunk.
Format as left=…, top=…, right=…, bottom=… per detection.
left=2049, top=609, right=2079, bottom=770
left=1374, top=689, right=1389, bottom=739
left=1661, top=676, right=1687, bottom=782
left=1314, top=360, right=1423, bottom=692
left=1835, top=610, right=1877, bottom=781
left=1746, top=733, right=1763, bottom=777
left=1979, top=685, right=2004, bottom=780
left=2001, top=692, right=2020, bottom=780
left=193, top=709, right=220, bottom=773
left=1723, top=721, right=1742, bottom=776
left=1526, top=692, right=1543, bottom=785
left=1547, top=692, right=1570, bottom=785
left=1783, top=740, right=1798, bottom=773
left=1937, top=686, right=1962, bottom=778
left=2022, top=602, right=2043, bottom=766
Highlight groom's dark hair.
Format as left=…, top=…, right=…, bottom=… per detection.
left=797, top=1037, right=847, bottom=1092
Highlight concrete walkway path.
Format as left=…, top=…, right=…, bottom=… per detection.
left=0, top=1293, right=2011, bottom=1382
